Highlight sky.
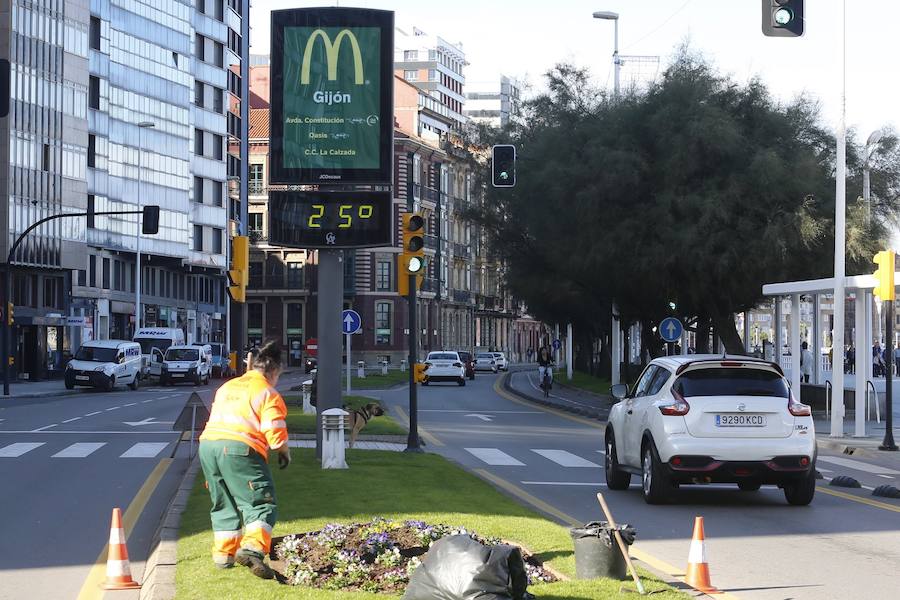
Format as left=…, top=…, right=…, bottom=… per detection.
left=250, top=0, right=898, bottom=140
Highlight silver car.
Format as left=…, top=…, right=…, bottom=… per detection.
left=492, top=352, right=509, bottom=371
left=474, top=352, right=498, bottom=373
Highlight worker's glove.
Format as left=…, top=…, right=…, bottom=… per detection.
left=616, top=524, right=637, bottom=546
left=278, top=449, right=292, bottom=470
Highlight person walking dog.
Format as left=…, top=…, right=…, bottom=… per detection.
left=198, top=340, right=290, bottom=579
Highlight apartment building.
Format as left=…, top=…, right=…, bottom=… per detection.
left=465, top=75, right=522, bottom=128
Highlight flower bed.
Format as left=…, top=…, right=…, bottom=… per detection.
left=274, top=517, right=558, bottom=594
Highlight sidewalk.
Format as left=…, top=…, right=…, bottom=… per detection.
left=814, top=416, right=900, bottom=456
left=0, top=378, right=79, bottom=400
left=504, top=368, right=613, bottom=420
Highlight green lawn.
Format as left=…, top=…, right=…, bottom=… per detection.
left=557, top=370, right=613, bottom=396
left=177, top=449, right=686, bottom=600
left=349, top=369, right=410, bottom=389
left=282, top=395, right=407, bottom=435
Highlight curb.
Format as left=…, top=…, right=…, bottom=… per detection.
left=815, top=436, right=880, bottom=457
left=553, top=380, right=612, bottom=402
left=289, top=433, right=407, bottom=443
left=139, top=457, right=201, bottom=600
left=501, top=373, right=607, bottom=421
left=0, top=388, right=83, bottom=400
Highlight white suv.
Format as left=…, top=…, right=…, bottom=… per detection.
left=604, top=355, right=816, bottom=505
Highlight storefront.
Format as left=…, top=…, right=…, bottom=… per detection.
left=14, top=315, right=69, bottom=381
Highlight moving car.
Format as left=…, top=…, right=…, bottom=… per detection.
left=209, top=342, right=230, bottom=378
left=65, top=340, right=142, bottom=391
left=457, top=351, right=476, bottom=380
left=160, top=344, right=212, bottom=386
left=604, top=355, right=816, bottom=506
left=492, top=352, right=509, bottom=371
left=133, top=327, right=185, bottom=377
left=474, top=353, right=498, bottom=373
left=423, top=351, right=466, bottom=386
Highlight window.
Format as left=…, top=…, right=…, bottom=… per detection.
left=42, top=144, right=50, bottom=171
left=249, top=262, right=263, bottom=288
left=376, top=257, right=392, bottom=291
left=212, top=228, right=223, bottom=254
left=194, top=129, right=204, bottom=155
left=196, top=33, right=206, bottom=61
left=375, top=302, right=392, bottom=345
left=213, top=134, right=223, bottom=160
left=247, top=303, right=263, bottom=335
left=193, top=176, right=203, bottom=203
left=194, top=80, right=204, bottom=107
left=113, top=260, right=122, bottom=291
left=193, top=225, right=203, bottom=251
left=287, top=262, right=303, bottom=288
left=213, top=87, right=223, bottom=113
left=674, top=368, right=789, bottom=398
left=249, top=164, right=263, bottom=193
left=647, top=368, right=671, bottom=396
left=428, top=69, right=438, bottom=81
left=87, top=195, right=95, bottom=228
left=77, top=269, right=86, bottom=286
left=404, top=70, right=418, bottom=81
left=215, top=0, right=224, bottom=20
left=287, top=303, right=302, bottom=332
left=214, top=42, right=224, bottom=67
left=102, top=258, right=110, bottom=289
left=87, top=134, right=96, bottom=167
left=89, top=256, right=97, bottom=287
left=197, top=0, right=205, bottom=13
left=89, top=76, right=99, bottom=109
left=403, top=50, right=417, bottom=60
left=90, top=17, right=101, bottom=50
left=249, top=213, right=263, bottom=238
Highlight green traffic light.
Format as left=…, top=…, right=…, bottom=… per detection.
left=773, top=7, right=793, bottom=25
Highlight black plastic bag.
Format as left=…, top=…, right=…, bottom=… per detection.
left=402, top=535, right=530, bottom=600
left=569, top=521, right=636, bottom=580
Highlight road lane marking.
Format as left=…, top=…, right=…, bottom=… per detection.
left=52, top=442, right=106, bottom=458
left=877, top=474, right=894, bottom=479
left=31, top=424, right=58, bottom=432
left=105, top=406, right=121, bottom=411
left=85, top=411, right=102, bottom=416
left=142, top=399, right=154, bottom=403
left=464, top=448, right=525, bottom=466
left=120, top=442, right=170, bottom=458
left=493, top=375, right=605, bottom=429
left=0, top=442, right=45, bottom=457
left=123, top=402, right=137, bottom=407
left=817, top=455, right=900, bottom=475
left=418, top=410, right=542, bottom=414
left=532, top=449, right=602, bottom=468
left=76, top=457, right=173, bottom=600
left=393, top=406, right=444, bottom=447
left=521, top=481, right=607, bottom=486
left=817, top=467, right=833, bottom=473
left=61, top=417, right=82, bottom=423
left=818, top=485, right=900, bottom=513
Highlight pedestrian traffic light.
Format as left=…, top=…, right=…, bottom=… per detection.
left=762, top=0, right=804, bottom=37
left=141, top=205, right=160, bottom=235
left=492, top=144, right=516, bottom=187
left=873, top=250, right=896, bottom=301
left=6, top=302, right=12, bottom=326
left=398, top=212, right=425, bottom=297
left=227, top=235, right=249, bottom=303
left=413, top=362, right=428, bottom=383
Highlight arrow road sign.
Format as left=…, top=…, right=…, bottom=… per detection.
left=465, top=414, right=494, bottom=422
left=123, top=417, right=175, bottom=427
left=342, top=309, right=362, bottom=335
left=552, top=339, right=561, bottom=350
left=659, top=317, right=683, bottom=343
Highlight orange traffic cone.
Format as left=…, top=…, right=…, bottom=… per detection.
left=101, top=507, right=141, bottom=590
left=684, top=516, right=720, bottom=594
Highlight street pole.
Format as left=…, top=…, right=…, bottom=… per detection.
left=345, top=332, right=351, bottom=395
left=881, top=297, right=898, bottom=450
left=3, top=263, right=10, bottom=395
left=315, top=249, right=343, bottom=460
left=566, top=322, right=574, bottom=380
left=406, top=275, right=421, bottom=452
left=592, top=11, right=620, bottom=99
left=830, top=0, right=847, bottom=438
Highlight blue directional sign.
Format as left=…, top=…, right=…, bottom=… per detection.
left=552, top=339, right=561, bottom=350
left=659, top=317, right=683, bottom=343
left=341, top=309, right=362, bottom=335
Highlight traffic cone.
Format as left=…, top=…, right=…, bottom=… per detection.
left=684, top=516, right=720, bottom=594
left=101, top=507, right=141, bottom=590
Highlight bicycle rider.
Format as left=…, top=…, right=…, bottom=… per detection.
left=537, top=345, right=554, bottom=388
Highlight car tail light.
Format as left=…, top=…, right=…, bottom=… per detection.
left=659, top=389, right=690, bottom=416
left=800, top=457, right=809, bottom=466
left=788, top=392, right=811, bottom=416
left=453, top=362, right=462, bottom=367
left=671, top=456, right=682, bottom=466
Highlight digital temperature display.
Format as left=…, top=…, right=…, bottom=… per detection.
left=268, top=190, right=393, bottom=249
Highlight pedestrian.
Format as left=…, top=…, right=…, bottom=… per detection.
left=846, top=345, right=855, bottom=374
left=894, top=345, right=900, bottom=377
left=198, top=340, right=290, bottom=579
left=799, top=341, right=812, bottom=383
left=873, top=342, right=884, bottom=377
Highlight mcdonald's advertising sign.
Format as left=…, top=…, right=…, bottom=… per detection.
left=270, top=8, right=394, bottom=185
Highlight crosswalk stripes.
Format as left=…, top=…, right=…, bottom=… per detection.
left=119, top=442, right=170, bottom=458
left=52, top=442, right=106, bottom=458
left=0, top=442, right=45, bottom=457
left=0, top=441, right=170, bottom=459
left=531, top=449, right=602, bottom=468
left=464, top=448, right=525, bottom=466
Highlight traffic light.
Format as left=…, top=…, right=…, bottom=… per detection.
left=141, top=205, right=160, bottom=234
left=398, top=212, right=425, bottom=297
left=762, top=0, right=804, bottom=37
left=227, top=235, right=249, bottom=303
left=492, top=144, right=516, bottom=187
left=873, top=250, right=896, bottom=302
left=6, top=302, right=13, bottom=326
left=413, top=362, right=428, bottom=383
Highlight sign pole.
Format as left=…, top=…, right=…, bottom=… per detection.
left=881, top=298, right=898, bottom=450
left=406, top=276, right=421, bottom=452
left=316, top=250, right=343, bottom=461
left=346, top=333, right=351, bottom=395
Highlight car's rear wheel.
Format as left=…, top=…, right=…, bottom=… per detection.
left=458, top=378, right=466, bottom=387
left=604, top=432, right=631, bottom=491
left=641, top=441, right=673, bottom=504
left=738, top=481, right=761, bottom=492
left=65, top=377, right=75, bottom=390
left=783, top=470, right=816, bottom=505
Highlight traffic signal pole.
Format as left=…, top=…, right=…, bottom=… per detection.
left=405, top=275, right=422, bottom=452
left=882, top=298, right=898, bottom=450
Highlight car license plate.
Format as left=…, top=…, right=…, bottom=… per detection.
left=75, top=375, right=89, bottom=381
left=715, top=414, right=766, bottom=427
left=172, top=373, right=184, bottom=378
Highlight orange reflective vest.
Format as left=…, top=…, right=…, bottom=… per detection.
left=200, top=370, right=288, bottom=459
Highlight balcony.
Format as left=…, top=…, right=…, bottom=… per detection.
left=248, top=230, right=267, bottom=244
left=452, top=289, right=472, bottom=304
left=412, top=183, right=440, bottom=203
left=452, top=242, right=470, bottom=260
left=420, top=278, right=439, bottom=294
left=249, top=181, right=266, bottom=195
left=424, top=234, right=439, bottom=250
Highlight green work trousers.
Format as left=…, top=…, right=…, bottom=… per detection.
left=198, top=439, right=277, bottom=565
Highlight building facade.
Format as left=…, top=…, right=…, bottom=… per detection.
left=1, top=0, right=246, bottom=381
left=465, top=75, right=522, bottom=128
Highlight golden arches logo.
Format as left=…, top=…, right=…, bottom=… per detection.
left=300, top=29, right=364, bottom=85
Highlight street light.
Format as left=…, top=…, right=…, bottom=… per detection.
left=136, top=121, right=155, bottom=332
left=863, top=128, right=884, bottom=224
left=592, top=10, right=620, bottom=98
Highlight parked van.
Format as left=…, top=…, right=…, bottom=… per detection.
left=133, top=328, right=185, bottom=377
left=65, top=340, right=143, bottom=391
left=160, top=344, right=212, bottom=386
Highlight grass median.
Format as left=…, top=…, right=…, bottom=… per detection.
left=556, top=370, right=613, bottom=396
left=176, top=449, right=686, bottom=599
left=283, top=395, right=407, bottom=436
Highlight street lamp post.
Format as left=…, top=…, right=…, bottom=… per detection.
left=593, top=11, right=620, bottom=98
left=831, top=0, right=847, bottom=438
left=136, top=121, right=155, bottom=333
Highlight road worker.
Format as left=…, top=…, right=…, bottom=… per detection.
left=198, top=340, right=290, bottom=579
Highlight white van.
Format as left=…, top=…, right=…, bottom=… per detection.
left=133, top=328, right=185, bottom=377
left=65, top=340, right=143, bottom=391
left=160, top=344, right=212, bottom=386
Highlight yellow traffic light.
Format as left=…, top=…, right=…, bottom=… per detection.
left=227, top=235, right=249, bottom=303
left=398, top=213, right=425, bottom=297
left=6, top=302, right=12, bottom=326
left=413, top=362, right=428, bottom=384
left=873, top=250, right=896, bottom=302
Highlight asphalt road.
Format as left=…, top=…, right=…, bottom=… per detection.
left=377, top=370, right=900, bottom=600
left=0, top=380, right=213, bottom=600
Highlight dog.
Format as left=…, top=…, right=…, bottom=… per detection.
left=347, top=402, right=385, bottom=448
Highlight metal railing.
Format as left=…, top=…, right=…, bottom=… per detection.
left=825, top=380, right=832, bottom=419
left=866, top=380, right=881, bottom=423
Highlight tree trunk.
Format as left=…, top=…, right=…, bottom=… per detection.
left=574, top=329, right=591, bottom=372
left=598, top=331, right=612, bottom=378
left=695, top=317, right=712, bottom=354
left=712, top=313, right=746, bottom=355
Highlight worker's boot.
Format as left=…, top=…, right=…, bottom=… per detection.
left=235, top=548, right=275, bottom=579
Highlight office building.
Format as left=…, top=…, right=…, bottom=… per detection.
left=465, top=75, right=522, bottom=127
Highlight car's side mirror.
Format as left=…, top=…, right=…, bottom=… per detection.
left=611, top=384, right=629, bottom=401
